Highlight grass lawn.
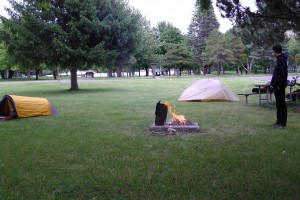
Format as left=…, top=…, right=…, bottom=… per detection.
left=0, top=76, right=299, bottom=199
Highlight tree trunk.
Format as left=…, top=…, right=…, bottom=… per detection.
left=117, top=65, right=122, bottom=77
left=218, top=63, right=224, bottom=75
left=246, top=58, right=253, bottom=75
left=53, top=70, right=57, bottom=79
left=199, top=67, right=202, bottom=75
left=241, top=63, right=247, bottom=75
left=145, top=67, right=149, bottom=76
left=5, top=69, right=9, bottom=78
left=70, top=67, right=79, bottom=90
left=27, top=69, right=31, bottom=79
left=0, top=70, right=5, bottom=79
left=269, top=64, right=274, bottom=74
left=8, top=70, right=14, bottom=79
left=35, top=69, right=40, bottom=80
left=152, top=65, right=156, bottom=79
left=217, top=64, right=221, bottom=76
left=177, top=68, right=181, bottom=77
left=107, top=67, right=113, bottom=77
left=220, top=65, right=224, bottom=75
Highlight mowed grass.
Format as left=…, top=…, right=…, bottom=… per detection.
left=0, top=76, right=299, bottom=199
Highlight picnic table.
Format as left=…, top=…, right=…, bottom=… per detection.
left=287, top=83, right=297, bottom=99
left=239, top=83, right=296, bottom=105
left=253, top=83, right=273, bottom=105
left=237, top=92, right=258, bottom=105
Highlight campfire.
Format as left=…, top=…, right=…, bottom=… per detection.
left=149, top=101, right=199, bottom=134
left=164, top=102, right=194, bottom=125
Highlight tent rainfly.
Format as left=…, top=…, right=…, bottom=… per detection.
left=0, top=95, right=58, bottom=120
left=178, top=78, right=240, bottom=102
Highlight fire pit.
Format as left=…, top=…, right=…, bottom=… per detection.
left=149, top=101, right=200, bottom=135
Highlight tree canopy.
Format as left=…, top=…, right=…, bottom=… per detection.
left=0, top=0, right=143, bottom=89
left=187, top=2, right=219, bottom=68
left=287, top=37, right=300, bottom=67
left=164, top=43, right=194, bottom=76
left=197, top=0, right=300, bottom=45
left=202, top=29, right=234, bottom=75
left=132, top=18, right=158, bottom=76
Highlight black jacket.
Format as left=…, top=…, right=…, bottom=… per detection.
left=271, top=53, right=288, bottom=88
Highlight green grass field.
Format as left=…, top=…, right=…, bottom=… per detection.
left=0, top=76, right=299, bottom=199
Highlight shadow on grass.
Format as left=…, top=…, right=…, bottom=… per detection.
left=3, top=87, right=130, bottom=97
left=252, top=100, right=300, bottom=113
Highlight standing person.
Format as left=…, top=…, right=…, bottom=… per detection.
left=271, top=44, right=288, bottom=128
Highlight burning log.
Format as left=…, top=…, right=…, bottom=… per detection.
left=164, top=102, right=191, bottom=125
left=167, top=120, right=195, bottom=126
left=155, top=101, right=168, bottom=126
left=150, top=101, right=200, bottom=134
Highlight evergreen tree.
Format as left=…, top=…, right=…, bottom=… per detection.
left=231, top=37, right=247, bottom=75
left=197, top=0, right=300, bottom=31
left=250, top=46, right=274, bottom=74
left=187, top=2, right=219, bottom=73
left=154, top=21, right=184, bottom=55
left=163, top=43, right=194, bottom=77
left=0, top=0, right=52, bottom=80
left=152, top=21, right=185, bottom=76
left=133, top=18, right=158, bottom=76
left=157, top=22, right=184, bottom=44
left=202, top=29, right=233, bottom=75
left=0, top=42, right=15, bottom=79
left=287, top=38, right=300, bottom=71
left=197, top=0, right=300, bottom=45
left=0, top=0, right=142, bottom=90
left=97, top=1, right=142, bottom=78
left=228, top=27, right=259, bottom=74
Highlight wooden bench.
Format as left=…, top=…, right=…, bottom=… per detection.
left=238, top=92, right=258, bottom=105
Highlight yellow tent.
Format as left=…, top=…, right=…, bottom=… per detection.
left=178, top=79, right=240, bottom=102
left=0, top=95, right=58, bottom=120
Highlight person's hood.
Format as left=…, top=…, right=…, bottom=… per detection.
left=278, top=53, right=288, bottom=60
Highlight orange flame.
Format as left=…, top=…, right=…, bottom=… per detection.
left=164, top=102, right=188, bottom=125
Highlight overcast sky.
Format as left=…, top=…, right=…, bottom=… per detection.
left=128, top=0, right=231, bottom=33
left=0, top=0, right=256, bottom=34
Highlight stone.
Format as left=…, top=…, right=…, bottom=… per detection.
left=149, top=123, right=200, bottom=135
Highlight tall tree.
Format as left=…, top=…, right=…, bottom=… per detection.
left=154, top=21, right=184, bottom=55
left=0, top=0, right=52, bottom=79
left=287, top=37, right=300, bottom=70
left=187, top=2, right=219, bottom=72
left=0, top=0, right=142, bottom=90
left=152, top=21, right=185, bottom=76
left=133, top=19, right=159, bottom=77
left=231, top=37, right=247, bottom=75
left=163, top=43, right=194, bottom=76
left=250, top=46, right=274, bottom=74
left=97, top=1, right=142, bottom=77
left=0, top=42, right=15, bottom=79
left=227, top=26, right=262, bottom=74
left=202, top=29, right=233, bottom=75
left=197, top=0, right=300, bottom=45
left=157, top=22, right=184, bottom=44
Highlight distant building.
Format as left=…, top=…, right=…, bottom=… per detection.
left=84, top=70, right=97, bottom=78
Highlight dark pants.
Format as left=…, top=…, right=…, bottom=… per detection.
left=274, top=87, right=287, bottom=126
